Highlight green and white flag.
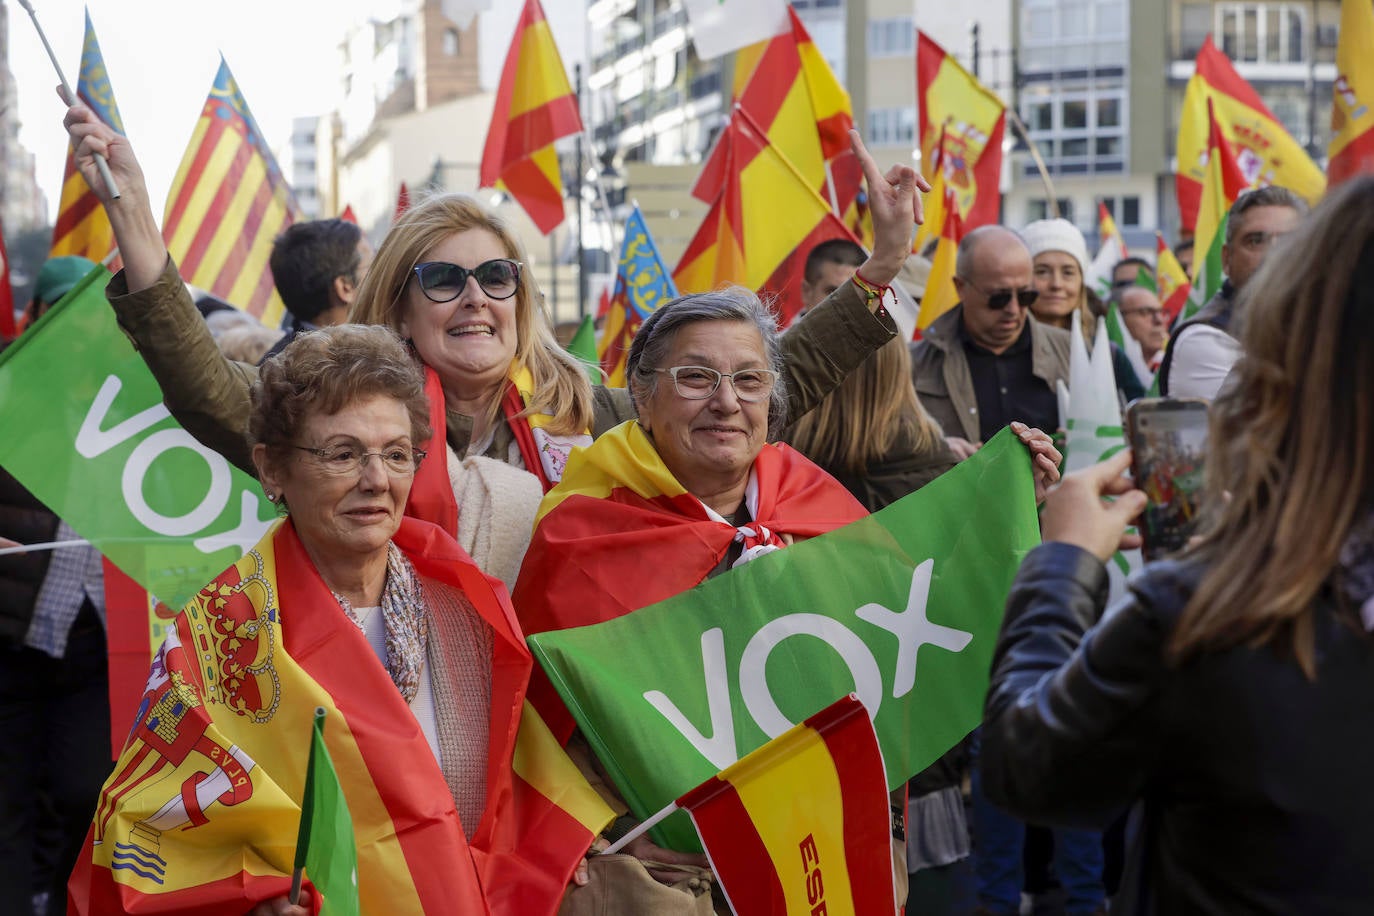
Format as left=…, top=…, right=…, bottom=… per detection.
left=529, top=428, right=1040, bottom=850
left=0, top=266, right=273, bottom=607
left=1104, top=301, right=1152, bottom=392
left=1057, top=310, right=1142, bottom=596
left=294, top=709, right=360, bottom=916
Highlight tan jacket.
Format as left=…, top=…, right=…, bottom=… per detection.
left=908, top=305, right=1072, bottom=442
left=107, top=257, right=898, bottom=475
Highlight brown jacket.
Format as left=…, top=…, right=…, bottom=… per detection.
left=908, top=305, right=1072, bottom=442
left=107, top=257, right=898, bottom=475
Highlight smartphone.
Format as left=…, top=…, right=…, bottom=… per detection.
left=1125, top=398, right=1210, bottom=562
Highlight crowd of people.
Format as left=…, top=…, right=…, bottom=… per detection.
left=0, top=89, right=1369, bottom=916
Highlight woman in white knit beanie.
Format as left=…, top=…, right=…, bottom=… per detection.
left=1022, top=217, right=1098, bottom=343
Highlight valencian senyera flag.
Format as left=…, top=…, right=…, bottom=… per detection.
left=163, top=58, right=302, bottom=326
left=480, top=0, right=583, bottom=234
left=678, top=695, right=894, bottom=916
left=1329, top=0, right=1374, bottom=185
left=69, top=517, right=613, bottom=915
left=1176, top=35, right=1324, bottom=231
left=673, top=106, right=861, bottom=325
left=598, top=205, right=677, bottom=387
left=50, top=10, right=124, bottom=263
left=917, top=30, right=1005, bottom=232
left=0, top=264, right=275, bottom=610
left=528, top=427, right=1040, bottom=851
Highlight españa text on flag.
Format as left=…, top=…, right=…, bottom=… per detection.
left=529, top=427, right=1040, bottom=850
left=679, top=696, right=895, bottom=916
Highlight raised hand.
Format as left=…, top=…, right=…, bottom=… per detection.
left=851, top=129, right=932, bottom=288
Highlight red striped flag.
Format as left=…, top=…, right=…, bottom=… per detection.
left=678, top=695, right=894, bottom=916
left=162, top=59, right=302, bottom=325
left=395, top=182, right=411, bottom=221
left=480, top=0, right=583, bottom=234
left=50, top=11, right=124, bottom=264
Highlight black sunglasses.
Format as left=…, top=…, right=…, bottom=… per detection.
left=412, top=259, right=522, bottom=302
left=959, top=276, right=1039, bottom=310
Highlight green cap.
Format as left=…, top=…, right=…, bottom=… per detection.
left=34, top=255, right=98, bottom=307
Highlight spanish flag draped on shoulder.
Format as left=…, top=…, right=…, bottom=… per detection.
left=1328, top=0, right=1374, bottom=186
left=917, top=31, right=1005, bottom=233
left=68, top=517, right=612, bottom=915
left=163, top=59, right=302, bottom=326
left=1175, top=35, right=1324, bottom=231
left=526, top=427, right=1040, bottom=851
left=50, top=10, right=123, bottom=263
left=480, top=0, right=583, bottom=235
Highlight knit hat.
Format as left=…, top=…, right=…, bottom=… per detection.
left=1022, top=218, right=1090, bottom=276
left=33, top=255, right=97, bottom=306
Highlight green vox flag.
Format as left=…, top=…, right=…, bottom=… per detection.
left=295, top=709, right=360, bottom=916
left=0, top=266, right=275, bottom=607
left=529, top=428, right=1040, bottom=850
left=566, top=313, right=601, bottom=384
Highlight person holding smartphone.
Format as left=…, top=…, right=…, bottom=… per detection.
left=979, top=175, right=1374, bottom=912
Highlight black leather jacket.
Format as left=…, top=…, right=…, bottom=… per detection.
left=981, top=542, right=1374, bottom=914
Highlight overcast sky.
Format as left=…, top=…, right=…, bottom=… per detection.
left=9, top=0, right=588, bottom=221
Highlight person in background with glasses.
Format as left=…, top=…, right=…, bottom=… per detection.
left=1159, top=185, right=1307, bottom=400
left=1113, top=285, right=1169, bottom=379
left=70, top=324, right=612, bottom=915
left=64, top=102, right=928, bottom=584
left=909, top=225, right=1073, bottom=462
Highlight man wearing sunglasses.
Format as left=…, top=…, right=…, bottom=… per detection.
left=910, top=226, right=1072, bottom=457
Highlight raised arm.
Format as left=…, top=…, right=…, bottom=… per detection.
left=774, top=131, right=931, bottom=427
left=63, top=100, right=258, bottom=472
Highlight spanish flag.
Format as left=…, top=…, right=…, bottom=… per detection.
left=916, top=185, right=963, bottom=338
left=917, top=31, right=1005, bottom=232
left=162, top=59, right=302, bottom=325
left=480, top=0, right=583, bottom=235
left=673, top=107, right=861, bottom=325
left=1328, top=0, right=1374, bottom=185
left=697, top=8, right=856, bottom=213
left=912, top=124, right=951, bottom=254
left=678, top=696, right=894, bottom=916
left=1154, top=233, right=1191, bottom=323
left=50, top=11, right=124, bottom=264
left=70, top=517, right=611, bottom=915
left=1176, top=36, right=1324, bottom=231
left=1181, top=99, right=1251, bottom=322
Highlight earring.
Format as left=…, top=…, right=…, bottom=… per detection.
left=265, top=492, right=277, bottom=503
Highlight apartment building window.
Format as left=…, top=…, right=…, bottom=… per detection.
left=867, top=18, right=915, bottom=57
left=1101, top=195, right=1141, bottom=228
left=867, top=107, right=915, bottom=146
left=1020, top=86, right=1126, bottom=174
left=1028, top=198, right=1075, bottom=223
left=1217, top=3, right=1305, bottom=64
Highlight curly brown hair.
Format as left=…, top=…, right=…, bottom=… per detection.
left=249, top=324, right=432, bottom=467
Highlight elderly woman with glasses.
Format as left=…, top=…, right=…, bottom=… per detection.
left=64, top=105, right=927, bottom=587
left=511, top=289, right=1061, bottom=895
left=70, top=326, right=609, bottom=916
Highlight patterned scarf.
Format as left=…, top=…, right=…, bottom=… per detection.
left=332, top=541, right=429, bottom=703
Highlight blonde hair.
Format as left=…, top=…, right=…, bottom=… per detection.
left=349, top=193, right=593, bottom=436
left=786, top=337, right=944, bottom=475
left=1170, top=176, right=1374, bottom=678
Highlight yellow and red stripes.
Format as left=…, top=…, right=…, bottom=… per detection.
left=678, top=696, right=893, bottom=916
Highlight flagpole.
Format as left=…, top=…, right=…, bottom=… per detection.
left=290, top=706, right=329, bottom=906
left=0, top=538, right=90, bottom=557
left=1006, top=110, right=1058, bottom=218
left=601, top=799, right=681, bottom=855
left=16, top=0, right=121, bottom=199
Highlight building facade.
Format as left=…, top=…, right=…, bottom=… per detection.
left=0, top=1, right=46, bottom=233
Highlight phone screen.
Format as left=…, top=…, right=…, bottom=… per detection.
left=1128, top=400, right=1208, bottom=561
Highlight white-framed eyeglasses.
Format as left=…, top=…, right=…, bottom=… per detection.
left=651, top=366, right=778, bottom=402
